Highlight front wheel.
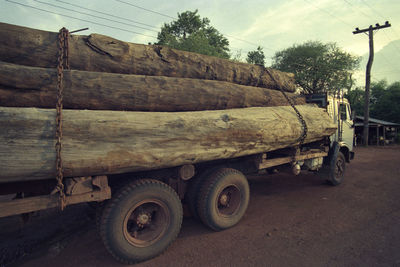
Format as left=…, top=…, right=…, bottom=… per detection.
left=100, top=179, right=183, bottom=264
left=328, top=151, right=346, bottom=185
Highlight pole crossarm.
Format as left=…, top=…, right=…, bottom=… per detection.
left=353, top=21, right=391, bottom=34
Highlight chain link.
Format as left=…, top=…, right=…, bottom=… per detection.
left=54, top=27, right=69, bottom=210
left=279, top=88, right=308, bottom=145
left=264, top=68, right=308, bottom=157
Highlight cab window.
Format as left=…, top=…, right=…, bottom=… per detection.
left=339, top=103, right=347, bottom=121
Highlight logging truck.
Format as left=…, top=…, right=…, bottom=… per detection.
left=0, top=92, right=354, bottom=264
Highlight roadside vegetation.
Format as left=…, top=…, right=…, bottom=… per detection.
left=157, top=10, right=398, bottom=124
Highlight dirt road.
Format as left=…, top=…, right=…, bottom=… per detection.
left=3, top=146, right=400, bottom=266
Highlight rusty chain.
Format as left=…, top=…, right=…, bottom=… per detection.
left=54, top=27, right=69, bottom=210
left=279, top=86, right=308, bottom=162
left=264, top=68, right=308, bottom=145
left=279, top=87, right=308, bottom=146
left=264, top=68, right=308, bottom=163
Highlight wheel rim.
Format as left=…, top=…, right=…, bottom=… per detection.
left=335, top=156, right=345, bottom=178
left=216, top=185, right=241, bottom=217
left=123, top=199, right=170, bottom=248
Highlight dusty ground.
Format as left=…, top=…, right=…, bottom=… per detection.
left=1, top=146, right=400, bottom=267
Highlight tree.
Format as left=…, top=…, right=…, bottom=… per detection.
left=370, top=80, right=387, bottom=106
left=246, top=46, right=265, bottom=66
left=346, top=87, right=364, bottom=117
left=346, top=80, right=400, bottom=124
left=271, top=41, right=360, bottom=94
left=156, top=10, right=230, bottom=59
left=371, top=81, right=400, bottom=123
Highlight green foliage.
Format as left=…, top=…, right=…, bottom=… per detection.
left=371, top=81, right=400, bottom=123
left=346, top=87, right=364, bottom=118
left=271, top=41, right=360, bottom=94
left=246, top=46, right=265, bottom=66
left=156, top=10, right=230, bottom=59
left=346, top=80, right=400, bottom=124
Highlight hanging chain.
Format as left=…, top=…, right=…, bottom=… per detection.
left=54, top=27, right=69, bottom=210
left=264, top=68, right=308, bottom=162
left=279, top=87, right=308, bottom=146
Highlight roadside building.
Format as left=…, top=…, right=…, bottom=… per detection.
left=354, top=116, right=400, bottom=145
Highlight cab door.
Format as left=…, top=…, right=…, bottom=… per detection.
left=338, top=102, right=354, bottom=151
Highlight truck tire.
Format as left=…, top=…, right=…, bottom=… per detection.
left=99, top=179, right=183, bottom=264
left=328, top=151, right=346, bottom=186
left=197, top=168, right=250, bottom=231
left=95, top=201, right=105, bottom=233
left=186, top=167, right=219, bottom=219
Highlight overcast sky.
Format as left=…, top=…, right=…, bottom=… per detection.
left=1, top=0, right=399, bottom=84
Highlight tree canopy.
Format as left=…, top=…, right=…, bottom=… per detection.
left=246, top=46, right=265, bottom=66
left=271, top=41, right=360, bottom=94
left=156, top=10, right=230, bottom=59
left=371, top=81, right=400, bottom=123
left=346, top=87, right=364, bottom=118
left=346, top=80, right=400, bottom=123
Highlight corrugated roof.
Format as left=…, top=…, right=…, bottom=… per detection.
left=355, top=116, right=400, bottom=126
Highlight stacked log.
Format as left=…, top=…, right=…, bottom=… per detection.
left=0, top=23, right=336, bottom=183
left=0, top=22, right=296, bottom=92
left=0, top=106, right=336, bottom=182
left=0, top=61, right=304, bottom=111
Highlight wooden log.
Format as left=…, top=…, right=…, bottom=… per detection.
left=0, top=105, right=336, bottom=183
left=0, top=22, right=296, bottom=92
left=0, top=61, right=304, bottom=111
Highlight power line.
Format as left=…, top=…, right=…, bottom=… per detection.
left=303, top=0, right=353, bottom=27
left=5, top=0, right=158, bottom=39
left=224, top=34, right=274, bottom=51
left=115, top=0, right=176, bottom=20
left=348, top=0, right=400, bottom=48
left=32, top=0, right=158, bottom=33
left=343, top=0, right=377, bottom=21
left=360, top=0, right=386, bottom=21
left=113, top=0, right=273, bottom=53
left=342, top=0, right=400, bottom=67
left=359, top=0, right=400, bottom=39
left=54, top=0, right=159, bottom=30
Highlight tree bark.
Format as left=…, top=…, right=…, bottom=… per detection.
left=0, top=22, right=296, bottom=92
left=0, top=61, right=304, bottom=111
left=0, top=105, right=336, bottom=183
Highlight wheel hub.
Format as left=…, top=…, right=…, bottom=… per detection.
left=217, top=185, right=242, bottom=216
left=136, top=212, right=152, bottom=228
left=219, top=193, right=229, bottom=206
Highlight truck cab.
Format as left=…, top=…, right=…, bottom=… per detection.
left=306, top=93, right=355, bottom=162
left=327, top=95, right=355, bottom=162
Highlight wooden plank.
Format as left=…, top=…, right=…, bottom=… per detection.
left=0, top=22, right=296, bottom=92
left=0, top=188, right=111, bottom=218
left=258, top=151, right=328, bottom=169
left=0, top=61, right=305, bottom=111
left=259, top=156, right=293, bottom=169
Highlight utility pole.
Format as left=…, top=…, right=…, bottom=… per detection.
left=353, top=21, right=391, bottom=146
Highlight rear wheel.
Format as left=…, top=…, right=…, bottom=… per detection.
left=100, top=179, right=182, bottom=264
left=197, top=168, right=250, bottom=231
left=186, top=167, right=218, bottom=219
